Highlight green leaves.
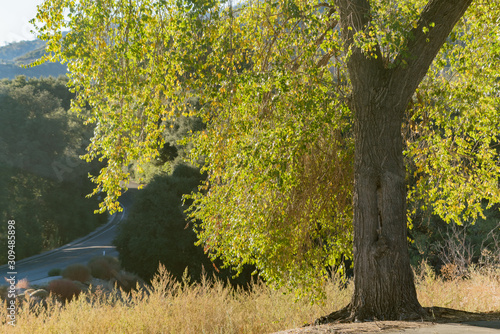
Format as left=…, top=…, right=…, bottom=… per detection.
left=405, top=2, right=500, bottom=226
left=35, top=0, right=209, bottom=213
left=32, top=0, right=500, bottom=298
left=182, top=0, right=354, bottom=297
left=0, top=77, right=107, bottom=262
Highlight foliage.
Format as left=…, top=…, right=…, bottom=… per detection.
left=48, top=268, right=62, bottom=277
left=113, top=271, right=145, bottom=293
left=61, top=264, right=92, bottom=283
left=405, top=4, right=500, bottom=227
left=408, top=205, right=500, bottom=271
left=87, top=255, right=121, bottom=280
left=32, top=0, right=500, bottom=298
left=114, top=163, right=253, bottom=285
left=47, top=279, right=82, bottom=302
left=129, top=114, right=205, bottom=184
left=13, top=47, right=47, bottom=65
left=187, top=2, right=355, bottom=294
left=0, top=76, right=107, bottom=263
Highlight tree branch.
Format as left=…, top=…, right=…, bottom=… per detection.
left=334, top=0, right=384, bottom=89
left=393, top=0, right=473, bottom=100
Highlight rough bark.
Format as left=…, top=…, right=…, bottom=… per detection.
left=349, top=75, right=422, bottom=321
left=320, top=0, right=474, bottom=322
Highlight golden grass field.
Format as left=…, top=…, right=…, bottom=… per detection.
left=2, top=263, right=499, bottom=333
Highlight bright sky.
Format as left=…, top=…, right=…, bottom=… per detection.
left=0, top=0, right=44, bottom=46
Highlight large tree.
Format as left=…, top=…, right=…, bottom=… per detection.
left=33, top=0, right=500, bottom=321
left=334, top=0, right=472, bottom=321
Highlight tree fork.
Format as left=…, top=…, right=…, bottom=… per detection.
left=323, top=0, right=474, bottom=322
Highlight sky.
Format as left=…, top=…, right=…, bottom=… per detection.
left=0, top=0, right=44, bottom=46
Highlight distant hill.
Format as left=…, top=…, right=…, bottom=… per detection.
left=0, top=62, right=67, bottom=79
left=14, top=46, right=47, bottom=64
left=0, top=39, right=45, bottom=61
left=0, top=39, right=67, bottom=79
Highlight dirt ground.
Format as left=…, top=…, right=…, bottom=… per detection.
left=273, top=320, right=434, bottom=333
left=272, top=308, right=500, bottom=334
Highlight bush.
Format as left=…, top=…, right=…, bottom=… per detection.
left=47, top=279, right=81, bottom=302
left=114, top=163, right=254, bottom=286
left=113, top=271, right=145, bottom=293
left=88, top=255, right=121, bottom=280
left=48, top=268, right=62, bottom=277
left=408, top=203, right=500, bottom=273
left=61, top=264, right=91, bottom=283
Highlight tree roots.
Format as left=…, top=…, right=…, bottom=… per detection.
left=311, top=305, right=500, bottom=326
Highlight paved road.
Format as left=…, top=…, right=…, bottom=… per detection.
left=383, top=321, right=500, bottom=333
left=1, top=188, right=138, bottom=286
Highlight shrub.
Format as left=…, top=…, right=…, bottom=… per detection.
left=61, top=263, right=91, bottom=283
left=48, top=268, right=62, bottom=276
left=88, top=255, right=121, bottom=280
left=0, top=77, right=107, bottom=265
left=47, top=279, right=81, bottom=302
left=114, top=163, right=254, bottom=286
left=113, top=271, right=145, bottom=293
left=408, top=204, right=500, bottom=271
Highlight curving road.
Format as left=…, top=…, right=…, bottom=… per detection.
left=1, top=187, right=138, bottom=286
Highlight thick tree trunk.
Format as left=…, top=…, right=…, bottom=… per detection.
left=314, top=0, right=473, bottom=323
left=349, top=75, right=422, bottom=321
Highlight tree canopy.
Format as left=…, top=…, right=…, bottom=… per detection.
left=33, top=0, right=500, bottom=307
left=0, top=76, right=107, bottom=262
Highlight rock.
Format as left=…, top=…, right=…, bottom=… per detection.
left=88, top=277, right=114, bottom=295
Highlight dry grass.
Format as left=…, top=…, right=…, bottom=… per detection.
left=414, top=261, right=500, bottom=313
left=2, top=265, right=351, bottom=334
left=2, top=263, right=499, bottom=333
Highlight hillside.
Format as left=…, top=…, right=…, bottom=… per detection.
left=0, top=39, right=67, bottom=79
left=0, top=39, right=45, bottom=61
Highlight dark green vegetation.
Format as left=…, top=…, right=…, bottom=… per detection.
left=0, top=39, right=67, bottom=79
left=115, top=165, right=254, bottom=286
left=0, top=76, right=106, bottom=263
left=62, top=263, right=92, bottom=283
left=409, top=206, right=500, bottom=274
left=87, top=255, right=121, bottom=280
left=115, top=117, right=253, bottom=286
left=48, top=268, right=62, bottom=277
left=129, top=113, right=205, bottom=184
left=115, top=165, right=206, bottom=282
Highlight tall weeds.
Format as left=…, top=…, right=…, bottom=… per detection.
left=414, top=260, right=500, bottom=313
left=2, top=263, right=499, bottom=333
